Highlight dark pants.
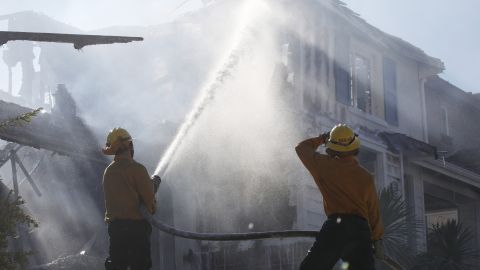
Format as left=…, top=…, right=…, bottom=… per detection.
left=299, top=214, right=375, bottom=270
left=105, top=219, right=152, bottom=270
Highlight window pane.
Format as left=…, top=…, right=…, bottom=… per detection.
left=353, top=56, right=371, bottom=113
left=334, top=33, right=351, bottom=105
left=358, top=148, right=377, bottom=174
left=383, top=57, right=398, bottom=125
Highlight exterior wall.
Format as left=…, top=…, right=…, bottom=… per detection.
left=425, top=76, right=480, bottom=151
left=420, top=164, right=480, bottom=253
left=422, top=77, right=480, bottom=259
left=281, top=6, right=437, bottom=263
left=284, top=2, right=453, bottom=264
left=10, top=3, right=480, bottom=270
left=395, top=59, right=425, bottom=140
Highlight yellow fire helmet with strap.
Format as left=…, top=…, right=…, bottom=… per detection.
left=102, top=127, right=132, bottom=155
left=326, top=124, right=360, bottom=152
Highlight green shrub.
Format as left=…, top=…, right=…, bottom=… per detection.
left=0, top=190, right=38, bottom=270
left=411, top=219, right=478, bottom=270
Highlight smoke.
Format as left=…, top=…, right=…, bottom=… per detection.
left=1, top=0, right=202, bottom=31
left=0, top=0, right=307, bottom=266
left=154, top=0, right=269, bottom=175
left=0, top=146, right=106, bottom=263
left=1, top=0, right=452, bottom=267
left=154, top=0, right=310, bottom=238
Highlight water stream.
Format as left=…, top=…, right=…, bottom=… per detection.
left=154, top=0, right=267, bottom=176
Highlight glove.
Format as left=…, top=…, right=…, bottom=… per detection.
left=151, top=175, right=161, bottom=194
left=319, top=132, right=330, bottom=144
left=373, top=239, right=385, bottom=260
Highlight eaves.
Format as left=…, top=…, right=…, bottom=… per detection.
left=320, top=0, right=444, bottom=71
left=413, top=158, right=480, bottom=189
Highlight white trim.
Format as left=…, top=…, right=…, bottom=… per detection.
left=347, top=105, right=389, bottom=128
left=399, top=152, right=405, bottom=201
left=350, top=53, right=373, bottom=113
left=441, top=106, right=450, bottom=136
left=419, top=78, right=429, bottom=143
left=382, top=152, right=405, bottom=199
left=380, top=151, right=388, bottom=190
left=357, top=137, right=388, bottom=189
left=358, top=132, right=387, bottom=152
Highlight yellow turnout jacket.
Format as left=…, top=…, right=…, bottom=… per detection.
left=295, top=137, right=384, bottom=240
left=103, top=156, right=156, bottom=222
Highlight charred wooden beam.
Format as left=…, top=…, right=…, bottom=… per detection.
left=0, top=100, right=106, bottom=163
left=0, top=31, right=143, bottom=49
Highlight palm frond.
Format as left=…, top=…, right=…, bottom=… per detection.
left=379, top=184, right=423, bottom=268
left=412, top=219, right=479, bottom=270
left=0, top=108, right=43, bottom=129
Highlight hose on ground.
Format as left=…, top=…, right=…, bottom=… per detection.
left=141, top=206, right=317, bottom=240
left=140, top=206, right=404, bottom=270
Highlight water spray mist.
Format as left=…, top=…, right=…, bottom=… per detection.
left=154, top=0, right=268, bottom=176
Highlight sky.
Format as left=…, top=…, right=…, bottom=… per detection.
left=0, top=0, right=479, bottom=92
left=0, top=0, right=202, bottom=29
left=341, top=0, right=480, bottom=93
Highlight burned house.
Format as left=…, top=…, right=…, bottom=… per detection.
left=0, top=95, right=109, bottom=266
left=172, top=0, right=478, bottom=269
left=1, top=1, right=479, bottom=270
left=423, top=75, right=480, bottom=258
left=274, top=0, right=480, bottom=268
left=0, top=14, right=146, bottom=268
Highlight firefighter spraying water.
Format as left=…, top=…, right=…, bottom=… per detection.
left=295, top=124, right=384, bottom=270
left=97, top=7, right=396, bottom=270
left=110, top=124, right=402, bottom=270
left=101, top=128, right=161, bottom=270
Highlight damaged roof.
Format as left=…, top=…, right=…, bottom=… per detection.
left=0, top=31, right=143, bottom=49
left=379, top=132, right=438, bottom=159
left=0, top=11, right=143, bottom=49
left=0, top=101, right=105, bottom=162
left=325, top=0, right=445, bottom=71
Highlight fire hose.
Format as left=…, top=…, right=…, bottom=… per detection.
left=140, top=206, right=404, bottom=270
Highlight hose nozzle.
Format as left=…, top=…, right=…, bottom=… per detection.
left=151, top=175, right=161, bottom=194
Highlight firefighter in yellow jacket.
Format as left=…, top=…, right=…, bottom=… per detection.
left=102, top=128, right=159, bottom=270
left=295, top=124, right=384, bottom=270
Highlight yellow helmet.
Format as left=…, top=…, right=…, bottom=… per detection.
left=326, top=124, right=360, bottom=152
left=102, top=127, right=132, bottom=155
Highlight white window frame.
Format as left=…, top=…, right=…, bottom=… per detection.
left=441, top=106, right=450, bottom=136
left=383, top=152, right=405, bottom=199
left=350, top=53, right=373, bottom=114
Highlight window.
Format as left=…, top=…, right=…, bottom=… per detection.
left=358, top=148, right=377, bottom=175
left=302, top=43, right=324, bottom=112
left=383, top=57, right=398, bottom=125
left=334, top=33, right=351, bottom=105
left=334, top=48, right=373, bottom=114
left=351, top=55, right=372, bottom=113
left=386, top=153, right=402, bottom=195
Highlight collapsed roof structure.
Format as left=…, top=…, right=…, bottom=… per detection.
left=0, top=26, right=144, bottom=266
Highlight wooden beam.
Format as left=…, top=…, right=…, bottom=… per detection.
left=0, top=101, right=106, bottom=163
left=0, top=31, right=143, bottom=49
left=13, top=152, right=42, bottom=197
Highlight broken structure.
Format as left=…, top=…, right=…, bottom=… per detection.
left=0, top=15, right=144, bottom=266
left=1, top=1, right=479, bottom=269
